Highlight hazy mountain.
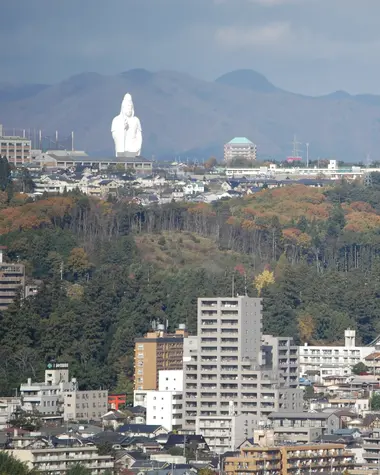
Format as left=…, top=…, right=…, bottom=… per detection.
left=215, top=69, right=278, bottom=93
left=2, top=68, right=380, bottom=161
left=0, top=83, right=48, bottom=103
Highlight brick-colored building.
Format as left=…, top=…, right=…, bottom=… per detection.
left=225, top=444, right=355, bottom=475
left=134, top=325, right=187, bottom=390
left=0, top=247, right=25, bottom=311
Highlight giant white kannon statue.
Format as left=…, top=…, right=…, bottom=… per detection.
left=111, top=93, right=142, bottom=156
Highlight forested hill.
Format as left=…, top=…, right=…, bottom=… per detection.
left=1, top=178, right=380, bottom=395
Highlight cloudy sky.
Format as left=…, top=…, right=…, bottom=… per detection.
left=1, top=0, right=379, bottom=95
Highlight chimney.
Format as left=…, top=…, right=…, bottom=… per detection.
left=0, top=124, right=3, bottom=137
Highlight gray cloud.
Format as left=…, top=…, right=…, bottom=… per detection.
left=1, top=0, right=380, bottom=95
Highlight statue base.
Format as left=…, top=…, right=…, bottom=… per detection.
left=116, top=152, right=139, bottom=158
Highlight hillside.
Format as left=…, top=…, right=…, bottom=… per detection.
left=2, top=69, right=380, bottom=160
left=1, top=178, right=380, bottom=394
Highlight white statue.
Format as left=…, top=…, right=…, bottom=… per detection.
left=111, top=93, right=142, bottom=156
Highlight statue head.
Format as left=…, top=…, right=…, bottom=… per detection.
left=121, top=93, right=134, bottom=118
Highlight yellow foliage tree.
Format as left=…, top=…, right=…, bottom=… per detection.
left=254, top=269, right=275, bottom=296
left=67, top=247, right=92, bottom=277
left=298, top=313, right=316, bottom=343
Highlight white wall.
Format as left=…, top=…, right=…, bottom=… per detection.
left=158, top=370, right=183, bottom=391
left=146, top=391, right=182, bottom=431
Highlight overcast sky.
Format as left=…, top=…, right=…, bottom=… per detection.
left=2, top=0, right=379, bottom=95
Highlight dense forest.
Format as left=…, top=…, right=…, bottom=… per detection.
left=1, top=174, right=380, bottom=396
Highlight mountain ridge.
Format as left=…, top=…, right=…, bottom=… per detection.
left=2, top=69, right=380, bottom=161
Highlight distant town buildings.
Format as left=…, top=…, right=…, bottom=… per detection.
left=134, top=325, right=188, bottom=391
left=224, top=137, right=257, bottom=162
left=33, top=150, right=153, bottom=172
left=0, top=124, right=31, bottom=166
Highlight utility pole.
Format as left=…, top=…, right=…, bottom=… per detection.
left=306, top=142, right=310, bottom=168
left=292, top=134, right=302, bottom=158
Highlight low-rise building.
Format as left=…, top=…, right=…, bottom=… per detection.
left=267, top=411, right=341, bottom=444
left=225, top=443, right=355, bottom=475
left=63, top=390, right=108, bottom=422
left=20, top=362, right=108, bottom=421
left=0, top=124, right=31, bottom=165
left=8, top=445, right=114, bottom=474
left=299, top=329, right=374, bottom=383
left=196, top=414, right=249, bottom=454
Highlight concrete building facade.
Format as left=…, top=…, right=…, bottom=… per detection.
left=135, top=369, right=184, bottom=432
left=224, top=137, right=257, bottom=162
left=225, top=444, right=355, bottom=475
left=299, top=329, right=374, bottom=382
left=63, top=390, right=108, bottom=422
left=9, top=446, right=114, bottom=474
left=20, top=363, right=108, bottom=421
left=0, top=124, right=31, bottom=166
left=134, top=325, right=188, bottom=390
left=183, top=297, right=303, bottom=451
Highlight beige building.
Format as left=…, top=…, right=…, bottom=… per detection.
left=225, top=443, right=355, bottom=475
left=63, top=390, right=108, bottom=422
left=0, top=124, right=31, bottom=166
left=134, top=324, right=188, bottom=390
left=8, top=445, right=114, bottom=474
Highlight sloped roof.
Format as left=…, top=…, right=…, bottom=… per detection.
left=228, top=137, right=253, bottom=145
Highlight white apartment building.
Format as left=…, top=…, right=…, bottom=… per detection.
left=9, top=445, right=114, bottom=474
left=183, top=297, right=303, bottom=452
left=135, top=369, right=184, bottom=431
left=20, top=363, right=108, bottom=421
left=145, top=391, right=183, bottom=431
left=20, top=363, right=76, bottom=416
left=299, top=329, right=374, bottom=383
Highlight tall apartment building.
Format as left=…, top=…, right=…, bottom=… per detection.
left=299, top=329, right=374, bottom=383
left=0, top=247, right=25, bottom=310
left=183, top=297, right=303, bottom=452
left=224, top=137, right=257, bottom=162
left=134, top=324, right=188, bottom=390
left=0, top=124, right=31, bottom=166
left=225, top=443, right=355, bottom=475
